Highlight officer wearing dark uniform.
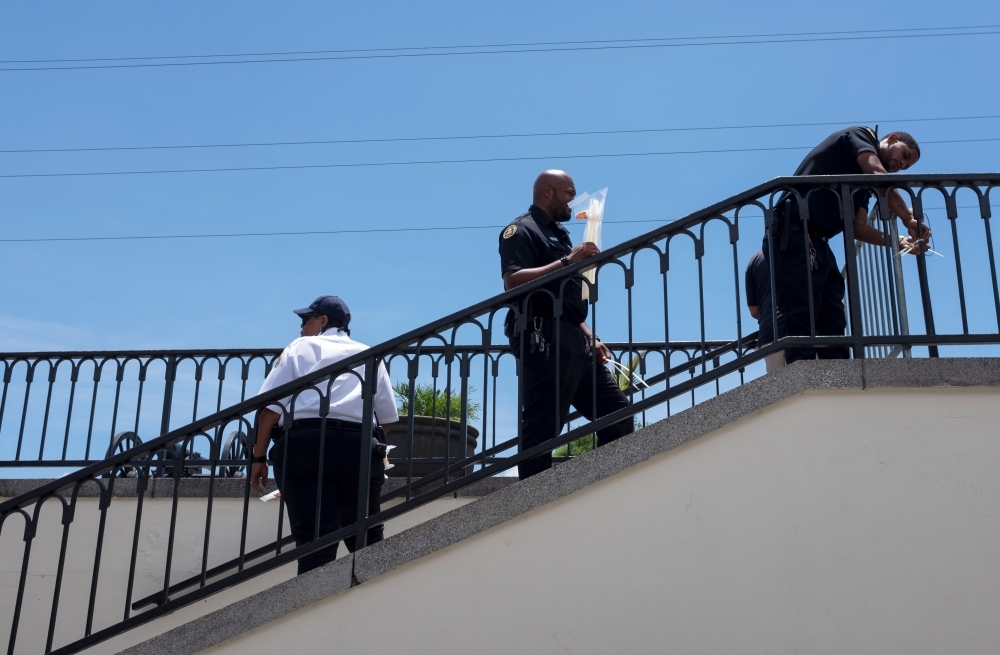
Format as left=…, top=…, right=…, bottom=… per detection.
left=499, top=170, right=632, bottom=479
left=764, top=127, right=924, bottom=363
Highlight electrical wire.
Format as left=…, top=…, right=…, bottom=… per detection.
left=3, top=24, right=996, bottom=64
left=2, top=207, right=994, bottom=244
left=1, top=137, right=995, bottom=179
left=3, top=114, right=998, bottom=155
left=3, top=28, right=998, bottom=72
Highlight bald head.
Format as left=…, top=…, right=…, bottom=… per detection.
left=532, top=170, right=576, bottom=222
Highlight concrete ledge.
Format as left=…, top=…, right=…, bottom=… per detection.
left=120, top=358, right=1000, bottom=654
left=861, top=356, right=1000, bottom=389
left=0, top=469, right=516, bottom=501
left=118, top=555, right=355, bottom=655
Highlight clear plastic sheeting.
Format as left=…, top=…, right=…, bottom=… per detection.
left=569, top=187, right=608, bottom=300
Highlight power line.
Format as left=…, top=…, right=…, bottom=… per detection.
left=0, top=224, right=512, bottom=243
left=3, top=114, right=998, bottom=155
left=4, top=24, right=995, bottom=65
left=1, top=208, right=994, bottom=245
left=1, top=137, right=995, bottom=180
left=3, top=28, right=998, bottom=72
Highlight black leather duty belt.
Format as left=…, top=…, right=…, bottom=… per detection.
left=287, top=418, right=363, bottom=431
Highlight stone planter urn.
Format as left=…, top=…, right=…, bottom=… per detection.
left=383, top=415, right=479, bottom=479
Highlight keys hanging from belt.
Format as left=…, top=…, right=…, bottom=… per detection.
left=529, top=317, right=547, bottom=355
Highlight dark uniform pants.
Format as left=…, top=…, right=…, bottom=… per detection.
left=762, top=229, right=850, bottom=364
left=270, top=421, right=384, bottom=575
left=516, top=319, right=633, bottom=480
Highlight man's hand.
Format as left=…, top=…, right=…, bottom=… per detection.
left=251, top=462, right=269, bottom=495
left=592, top=339, right=612, bottom=365
left=503, top=242, right=601, bottom=290
left=568, top=241, right=600, bottom=264
left=897, top=235, right=932, bottom=256
left=252, top=408, right=280, bottom=495
left=906, top=216, right=932, bottom=243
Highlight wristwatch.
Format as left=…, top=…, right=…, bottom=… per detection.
left=560, top=255, right=570, bottom=267
left=250, top=453, right=267, bottom=464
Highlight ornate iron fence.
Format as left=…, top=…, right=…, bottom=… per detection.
left=0, top=340, right=736, bottom=473
left=0, top=173, right=997, bottom=655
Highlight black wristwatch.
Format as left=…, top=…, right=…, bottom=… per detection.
left=560, top=255, right=570, bottom=267
left=250, top=453, right=267, bottom=464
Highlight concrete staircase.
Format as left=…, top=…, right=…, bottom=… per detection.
left=111, top=358, right=1000, bottom=655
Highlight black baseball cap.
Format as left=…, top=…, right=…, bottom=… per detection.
left=293, top=295, right=351, bottom=328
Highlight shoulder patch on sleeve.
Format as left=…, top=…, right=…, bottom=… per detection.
left=502, top=224, right=518, bottom=239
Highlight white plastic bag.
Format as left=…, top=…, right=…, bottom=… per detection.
left=568, top=188, right=608, bottom=301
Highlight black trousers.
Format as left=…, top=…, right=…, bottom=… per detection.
left=761, top=230, right=850, bottom=363
left=269, top=421, right=385, bottom=575
left=515, top=319, right=633, bottom=480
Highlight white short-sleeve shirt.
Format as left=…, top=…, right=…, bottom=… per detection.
left=256, top=329, right=399, bottom=425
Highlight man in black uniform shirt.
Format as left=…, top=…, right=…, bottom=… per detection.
left=765, top=127, right=926, bottom=363
left=499, top=170, right=633, bottom=479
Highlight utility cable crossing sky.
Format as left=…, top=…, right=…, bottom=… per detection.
left=0, top=137, right=996, bottom=179
left=2, top=114, right=998, bottom=155
left=2, top=206, right=994, bottom=245
left=1, top=24, right=998, bottom=72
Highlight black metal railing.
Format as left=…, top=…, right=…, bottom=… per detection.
left=0, top=349, right=279, bottom=471
left=0, top=340, right=733, bottom=473
left=1, top=173, right=997, bottom=655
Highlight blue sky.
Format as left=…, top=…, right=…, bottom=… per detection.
left=1, top=0, right=998, bottom=354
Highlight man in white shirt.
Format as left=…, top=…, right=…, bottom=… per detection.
left=250, top=295, right=398, bottom=574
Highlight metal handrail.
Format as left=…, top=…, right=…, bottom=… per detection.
left=2, top=173, right=998, bottom=655
left=0, top=341, right=730, bottom=471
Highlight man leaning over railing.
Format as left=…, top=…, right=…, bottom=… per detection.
left=250, top=295, right=398, bottom=575
left=764, top=127, right=928, bottom=364
left=499, top=170, right=633, bottom=480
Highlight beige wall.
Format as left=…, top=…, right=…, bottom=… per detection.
left=0, top=487, right=473, bottom=655
left=204, top=388, right=1000, bottom=655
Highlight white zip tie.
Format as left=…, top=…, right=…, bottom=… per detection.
left=608, top=359, right=650, bottom=389
left=896, top=238, right=945, bottom=258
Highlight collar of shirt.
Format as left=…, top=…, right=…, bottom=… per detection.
left=529, top=205, right=569, bottom=236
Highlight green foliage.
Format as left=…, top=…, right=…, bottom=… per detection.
left=393, top=382, right=481, bottom=421
left=552, top=434, right=596, bottom=458
left=552, top=417, right=643, bottom=458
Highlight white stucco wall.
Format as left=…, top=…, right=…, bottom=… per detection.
left=0, top=488, right=473, bottom=655
left=204, top=387, right=1000, bottom=655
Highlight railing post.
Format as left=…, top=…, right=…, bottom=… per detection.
left=840, top=184, right=866, bottom=359
left=458, top=354, right=471, bottom=478
left=354, top=357, right=378, bottom=550
left=160, top=355, right=177, bottom=435
left=911, top=194, right=939, bottom=357
left=881, top=203, right=912, bottom=358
